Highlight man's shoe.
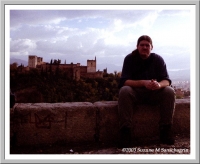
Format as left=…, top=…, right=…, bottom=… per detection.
left=160, top=124, right=175, bottom=145
left=118, top=127, right=131, bottom=148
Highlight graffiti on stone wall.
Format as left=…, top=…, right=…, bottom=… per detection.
left=34, top=113, right=55, bottom=129
left=15, top=111, right=68, bottom=129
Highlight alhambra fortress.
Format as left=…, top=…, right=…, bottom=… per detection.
left=27, top=55, right=107, bottom=80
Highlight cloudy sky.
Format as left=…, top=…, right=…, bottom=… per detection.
left=8, top=5, right=195, bottom=73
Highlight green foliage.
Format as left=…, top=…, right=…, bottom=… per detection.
left=10, top=68, right=120, bottom=103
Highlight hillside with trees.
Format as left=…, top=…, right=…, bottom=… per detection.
left=10, top=63, right=120, bottom=103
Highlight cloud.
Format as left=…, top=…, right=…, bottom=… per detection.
left=10, top=10, right=74, bottom=27
left=10, top=38, right=37, bottom=53
left=9, top=9, right=193, bottom=73
left=136, top=11, right=160, bottom=30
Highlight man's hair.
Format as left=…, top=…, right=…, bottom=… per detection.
left=137, top=35, right=153, bottom=46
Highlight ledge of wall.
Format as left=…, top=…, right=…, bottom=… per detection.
left=10, top=99, right=190, bottom=147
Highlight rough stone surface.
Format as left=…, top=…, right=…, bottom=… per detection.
left=11, top=102, right=96, bottom=146
left=10, top=99, right=190, bottom=148
left=94, top=101, right=119, bottom=143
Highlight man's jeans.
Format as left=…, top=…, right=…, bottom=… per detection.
left=118, top=86, right=175, bottom=129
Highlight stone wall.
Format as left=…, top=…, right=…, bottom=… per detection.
left=10, top=99, right=190, bottom=147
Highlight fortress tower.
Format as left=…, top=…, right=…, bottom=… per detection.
left=87, top=56, right=96, bottom=73
left=28, top=55, right=44, bottom=68
left=28, top=55, right=38, bottom=68
left=37, top=57, right=43, bottom=65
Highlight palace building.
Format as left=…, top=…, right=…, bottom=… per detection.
left=28, top=55, right=104, bottom=80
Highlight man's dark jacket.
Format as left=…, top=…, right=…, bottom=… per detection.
left=119, top=50, right=171, bottom=88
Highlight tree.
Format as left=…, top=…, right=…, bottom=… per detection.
left=114, top=71, right=117, bottom=77
left=10, top=62, right=18, bottom=70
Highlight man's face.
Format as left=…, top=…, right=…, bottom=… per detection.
left=137, top=40, right=153, bottom=59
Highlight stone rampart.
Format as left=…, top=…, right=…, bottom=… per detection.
left=10, top=99, right=190, bottom=147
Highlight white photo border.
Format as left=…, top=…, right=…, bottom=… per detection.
left=1, top=0, right=199, bottom=163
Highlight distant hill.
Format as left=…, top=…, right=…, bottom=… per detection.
left=168, top=69, right=190, bottom=81
left=10, top=58, right=28, bottom=67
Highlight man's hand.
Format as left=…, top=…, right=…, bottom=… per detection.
left=150, top=79, right=161, bottom=90
left=144, top=79, right=161, bottom=90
